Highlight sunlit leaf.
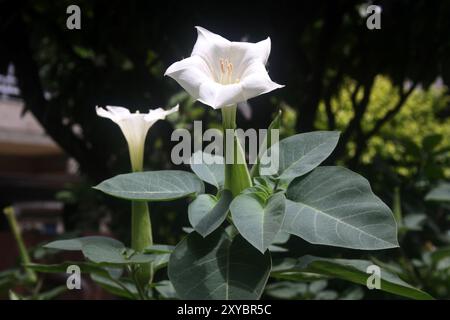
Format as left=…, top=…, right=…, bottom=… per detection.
left=94, top=170, right=204, bottom=201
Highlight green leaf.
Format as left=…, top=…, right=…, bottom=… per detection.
left=188, top=190, right=232, bottom=237
left=230, top=192, right=286, bottom=253
left=154, top=280, right=177, bottom=299
left=152, top=252, right=171, bottom=272
left=82, top=244, right=154, bottom=265
left=284, top=166, right=398, bottom=250
left=250, top=110, right=282, bottom=178
left=144, top=244, right=174, bottom=254
left=143, top=245, right=175, bottom=271
left=44, top=236, right=123, bottom=251
left=94, top=170, right=204, bottom=201
left=265, top=281, right=305, bottom=299
left=26, top=262, right=122, bottom=279
left=9, top=290, right=23, bottom=300
left=269, top=231, right=290, bottom=252
left=425, top=182, right=450, bottom=202
left=190, top=151, right=225, bottom=189
left=90, top=273, right=139, bottom=299
left=273, top=231, right=290, bottom=245
left=272, top=131, right=340, bottom=180
left=45, top=237, right=155, bottom=265
left=168, top=229, right=271, bottom=300
left=36, top=286, right=67, bottom=300
left=272, top=255, right=433, bottom=300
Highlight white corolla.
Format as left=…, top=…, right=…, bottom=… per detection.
left=96, top=105, right=178, bottom=171
left=165, top=26, right=283, bottom=109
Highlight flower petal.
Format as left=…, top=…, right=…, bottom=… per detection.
left=198, top=81, right=246, bottom=109
left=106, top=106, right=131, bottom=120
left=240, top=61, right=284, bottom=99
left=165, top=27, right=284, bottom=108
left=145, top=104, right=179, bottom=122
left=165, top=56, right=213, bottom=101
left=191, top=27, right=272, bottom=80
left=96, top=106, right=115, bottom=120
left=229, top=37, right=271, bottom=75
left=191, top=27, right=233, bottom=79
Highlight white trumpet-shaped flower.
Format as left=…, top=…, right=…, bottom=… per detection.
left=165, top=26, right=283, bottom=109
left=96, top=104, right=178, bottom=171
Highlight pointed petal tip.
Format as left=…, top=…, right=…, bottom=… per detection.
left=194, top=26, right=208, bottom=33
left=163, top=67, right=172, bottom=77
left=95, top=105, right=112, bottom=119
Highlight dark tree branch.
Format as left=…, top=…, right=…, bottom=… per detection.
left=324, top=96, right=336, bottom=131
left=365, top=83, right=417, bottom=140
left=348, top=82, right=417, bottom=168
left=323, top=69, right=343, bottom=130
left=331, top=76, right=375, bottom=162
left=3, top=6, right=109, bottom=181
left=294, top=2, right=345, bottom=133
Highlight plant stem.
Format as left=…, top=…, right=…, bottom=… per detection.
left=131, top=201, right=153, bottom=286
left=3, top=206, right=37, bottom=284
left=221, top=105, right=252, bottom=197
left=129, top=143, right=153, bottom=288
left=128, top=265, right=148, bottom=300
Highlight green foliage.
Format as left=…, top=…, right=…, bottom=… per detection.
left=426, top=183, right=450, bottom=202
left=315, top=76, right=450, bottom=179
left=94, top=170, right=204, bottom=201
left=230, top=192, right=286, bottom=253
left=273, top=131, right=340, bottom=180
left=188, top=191, right=232, bottom=237
left=38, top=236, right=175, bottom=299
left=271, top=255, right=433, bottom=300
left=168, top=229, right=271, bottom=300
left=190, top=151, right=225, bottom=190
left=284, top=166, right=398, bottom=250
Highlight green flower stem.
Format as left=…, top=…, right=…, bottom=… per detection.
left=221, top=105, right=252, bottom=197
left=131, top=201, right=153, bottom=286
left=3, top=206, right=37, bottom=284
left=129, top=145, right=153, bottom=288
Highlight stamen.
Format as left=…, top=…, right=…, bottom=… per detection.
left=218, top=58, right=235, bottom=85
left=220, top=59, right=225, bottom=74
left=227, top=62, right=233, bottom=84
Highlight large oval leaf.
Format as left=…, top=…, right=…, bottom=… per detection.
left=168, top=229, right=271, bottom=300
left=190, top=151, right=225, bottom=189
left=270, top=131, right=340, bottom=180
left=271, top=255, right=433, bottom=300
left=230, top=192, right=286, bottom=253
left=188, top=190, right=232, bottom=237
left=425, top=182, right=450, bottom=202
left=284, top=166, right=398, bottom=250
left=94, top=170, right=204, bottom=201
left=44, top=236, right=123, bottom=251
left=45, top=236, right=155, bottom=265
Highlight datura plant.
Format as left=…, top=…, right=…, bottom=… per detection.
left=30, top=27, right=433, bottom=300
